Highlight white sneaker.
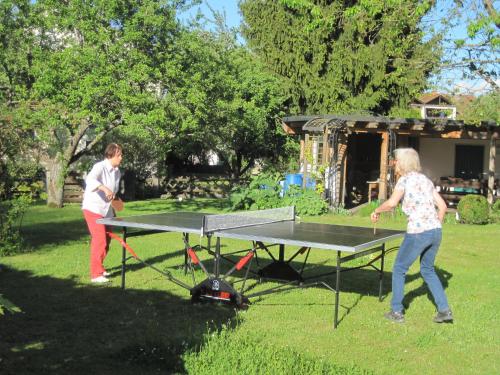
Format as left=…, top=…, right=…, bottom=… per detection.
left=102, top=271, right=111, bottom=277
left=91, top=276, right=110, bottom=283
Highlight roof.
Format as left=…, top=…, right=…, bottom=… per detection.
left=281, top=114, right=499, bottom=138
left=415, top=92, right=453, bottom=105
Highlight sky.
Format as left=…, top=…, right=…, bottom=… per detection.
left=178, top=0, right=241, bottom=30
left=178, top=0, right=496, bottom=95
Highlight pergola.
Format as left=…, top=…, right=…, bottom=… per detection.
left=282, top=114, right=499, bottom=207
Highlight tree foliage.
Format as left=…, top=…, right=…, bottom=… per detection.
left=0, top=0, right=183, bottom=207
left=163, top=28, right=289, bottom=178
left=240, top=0, right=441, bottom=115
left=426, top=0, right=499, bottom=93
left=458, top=91, right=500, bottom=124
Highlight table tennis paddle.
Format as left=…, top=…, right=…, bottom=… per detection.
left=111, top=197, right=124, bottom=212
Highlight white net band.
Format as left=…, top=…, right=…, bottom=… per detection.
left=201, top=206, right=295, bottom=235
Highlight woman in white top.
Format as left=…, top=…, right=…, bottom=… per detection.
left=371, top=148, right=452, bottom=323
left=82, top=143, right=123, bottom=283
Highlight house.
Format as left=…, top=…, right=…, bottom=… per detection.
left=282, top=114, right=499, bottom=207
left=410, top=92, right=475, bottom=120
left=411, top=92, right=457, bottom=119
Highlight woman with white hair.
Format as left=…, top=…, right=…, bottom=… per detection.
left=371, top=148, right=453, bottom=323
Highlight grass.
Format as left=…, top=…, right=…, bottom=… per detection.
left=1, top=198, right=499, bottom=374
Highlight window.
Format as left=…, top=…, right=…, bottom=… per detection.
left=455, top=145, right=484, bottom=179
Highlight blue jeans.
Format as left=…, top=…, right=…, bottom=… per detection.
left=391, top=228, right=449, bottom=313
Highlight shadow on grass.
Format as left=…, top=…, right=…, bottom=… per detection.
left=106, top=247, right=187, bottom=276
left=403, top=266, right=453, bottom=311
left=20, top=198, right=231, bottom=251
left=212, top=249, right=453, bottom=325
left=0, top=267, right=238, bottom=375
left=21, top=219, right=89, bottom=250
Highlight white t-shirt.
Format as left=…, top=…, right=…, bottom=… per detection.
left=395, top=172, right=441, bottom=234
left=82, top=159, right=121, bottom=217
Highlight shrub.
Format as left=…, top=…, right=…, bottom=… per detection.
left=229, top=172, right=282, bottom=211
left=229, top=173, right=328, bottom=216
left=283, top=185, right=328, bottom=216
left=490, top=199, right=500, bottom=223
left=0, top=195, right=32, bottom=256
left=457, top=194, right=489, bottom=224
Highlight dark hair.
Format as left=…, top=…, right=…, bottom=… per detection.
left=104, top=143, right=122, bottom=158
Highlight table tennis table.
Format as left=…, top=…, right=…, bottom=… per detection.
left=98, top=206, right=404, bottom=328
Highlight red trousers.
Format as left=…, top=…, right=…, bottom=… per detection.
left=83, top=209, right=112, bottom=279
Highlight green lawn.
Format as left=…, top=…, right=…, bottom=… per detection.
left=1, top=199, right=499, bottom=374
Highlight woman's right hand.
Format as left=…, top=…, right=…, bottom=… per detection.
left=100, top=185, right=114, bottom=201
left=370, top=211, right=380, bottom=223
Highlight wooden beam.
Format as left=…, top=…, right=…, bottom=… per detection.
left=441, top=130, right=463, bottom=139
left=378, top=132, right=389, bottom=200
left=281, top=120, right=297, bottom=135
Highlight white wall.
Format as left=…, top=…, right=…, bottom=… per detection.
left=419, top=138, right=499, bottom=182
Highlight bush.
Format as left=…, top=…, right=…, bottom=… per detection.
left=229, top=173, right=328, bottom=216
left=283, top=185, right=328, bottom=216
left=457, top=194, right=489, bottom=224
left=229, top=172, right=283, bottom=211
left=490, top=199, right=500, bottom=223
left=0, top=195, right=32, bottom=256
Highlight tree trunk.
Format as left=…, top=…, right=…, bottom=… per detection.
left=45, top=157, right=66, bottom=208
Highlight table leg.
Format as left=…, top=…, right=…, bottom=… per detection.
left=121, top=227, right=127, bottom=289
left=378, top=244, right=385, bottom=301
left=183, top=233, right=189, bottom=275
left=334, top=250, right=341, bottom=329
left=278, top=244, right=285, bottom=261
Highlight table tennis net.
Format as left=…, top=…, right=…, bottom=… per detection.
left=201, top=206, right=295, bottom=235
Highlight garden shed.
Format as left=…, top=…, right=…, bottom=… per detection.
left=282, top=115, right=499, bottom=208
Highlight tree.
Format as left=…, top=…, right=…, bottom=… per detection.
left=163, top=29, right=288, bottom=179
left=458, top=91, right=500, bottom=124
left=427, top=0, right=499, bottom=93
left=0, top=0, right=183, bottom=207
left=240, top=0, right=441, bottom=115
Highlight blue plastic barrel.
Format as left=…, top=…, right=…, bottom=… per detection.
left=285, top=173, right=303, bottom=187
left=305, top=177, right=316, bottom=190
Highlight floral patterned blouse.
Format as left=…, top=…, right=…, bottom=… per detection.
left=395, top=172, right=441, bottom=234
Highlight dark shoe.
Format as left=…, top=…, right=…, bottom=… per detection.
left=384, top=310, right=405, bottom=323
left=433, top=310, right=453, bottom=323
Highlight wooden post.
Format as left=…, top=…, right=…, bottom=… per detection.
left=303, top=134, right=310, bottom=188
left=487, top=132, right=497, bottom=204
left=378, top=132, right=389, bottom=201
left=342, top=146, right=347, bottom=207
left=300, top=136, right=306, bottom=173
left=338, top=140, right=348, bottom=207
left=322, top=129, right=329, bottom=165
